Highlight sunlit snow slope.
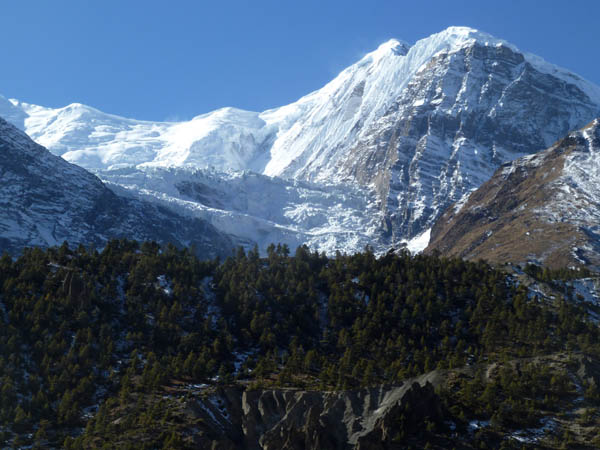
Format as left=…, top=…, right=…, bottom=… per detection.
left=2, top=26, right=600, bottom=254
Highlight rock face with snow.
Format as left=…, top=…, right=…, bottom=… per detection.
left=426, top=119, right=600, bottom=269
left=3, top=27, right=600, bottom=254
left=0, top=117, right=233, bottom=257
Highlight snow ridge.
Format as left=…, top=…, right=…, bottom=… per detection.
left=6, top=26, right=598, bottom=177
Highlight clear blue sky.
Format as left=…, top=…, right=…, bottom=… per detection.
left=1, top=0, right=598, bottom=121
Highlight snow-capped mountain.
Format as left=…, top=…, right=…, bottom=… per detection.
left=0, top=117, right=233, bottom=257
left=426, top=119, right=600, bottom=269
left=2, top=26, right=600, bottom=254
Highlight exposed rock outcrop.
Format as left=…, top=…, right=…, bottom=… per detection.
left=186, top=378, right=442, bottom=449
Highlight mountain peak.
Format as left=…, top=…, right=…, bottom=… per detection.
left=373, top=38, right=410, bottom=57
left=438, top=26, right=496, bottom=42
left=0, top=94, right=28, bottom=130
left=369, top=27, right=501, bottom=63
left=414, top=26, right=513, bottom=58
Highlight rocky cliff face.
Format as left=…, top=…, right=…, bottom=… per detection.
left=426, top=119, right=600, bottom=269
left=182, top=378, right=442, bottom=450
left=340, top=39, right=600, bottom=241
left=0, top=117, right=233, bottom=257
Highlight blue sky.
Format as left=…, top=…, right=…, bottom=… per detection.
left=1, top=0, right=599, bottom=121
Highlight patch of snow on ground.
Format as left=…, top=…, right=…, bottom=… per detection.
left=568, top=278, right=600, bottom=306
left=197, top=399, right=223, bottom=428
left=403, top=228, right=431, bottom=254
left=510, top=417, right=557, bottom=444
left=208, top=394, right=231, bottom=423
left=233, top=350, right=255, bottom=375
left=81, top=404, right=98, bottom=420
left=201, top=276, right=222, bottom=327
left=468, top=419, right=490, bottom=432
left=156, top=274, right=173, bottom=296
left=452, top=191, right=474, bottom=214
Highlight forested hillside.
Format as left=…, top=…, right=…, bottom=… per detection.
left=1, top=241, right=600, bottom=448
